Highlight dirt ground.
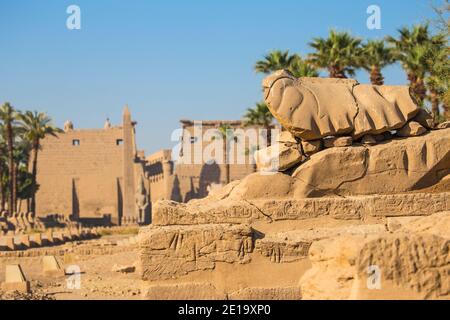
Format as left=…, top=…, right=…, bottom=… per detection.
left=0, top=235, right=142, bottom=300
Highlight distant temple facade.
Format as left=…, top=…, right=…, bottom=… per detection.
left=35, top=113, right=268, bottom=226
left=35, top=106, right=149, bottom=226
left=146, top=119, right=266, bottom=204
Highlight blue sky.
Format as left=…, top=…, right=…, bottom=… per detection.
left=0, top=0, right=440, bottom=154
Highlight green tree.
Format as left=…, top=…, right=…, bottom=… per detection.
left=255, top=50, right=318, bottom=77
left=0, top=103, right=19, bottom=214
left=308, top=30, right=362, bottom=78
left=13, top=138, right=32, bottom=213
left=254, top=50, right=297, bottom=74
left=289, top=55, right=319, bottom=78
left=425, top=40, right=449, bottom=121
left=216, top=124, right=236, bottom=185
left=386, top=24, right=446, bottom=105
left=18, top=111, right=62, bottom=215
left=243, top=102, right=274, bottom=146
left=360, top=40, right=395, bottom=85
left=0, top=126, right=7, bottom=211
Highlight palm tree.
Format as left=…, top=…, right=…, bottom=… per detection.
left=255, top=50, right=297, bottom=74
left=308, top=30, right=362, bottom=78
left=423, top=33, right=449, bottom=122
left=13, top=138, right=32, bottom=213
left=243, top=102, right=274, bottom=146
left=386, top=24, right=445, bottom=105
left=426, top=68, right=448, bottom=122
left=0, top=126, right=7, bottom=211
left=289, top=55, right=319, bottom=78
left=216, top=124, right=235, bottom=185
left=0, top=102, right=19, bottom=214
left=18, top=111, right=62, bottom=216
left=386, top=24, right=431, bottom=51
left=255, top=50, right=318, bottom=78
left=360, top=40, right=395, bottom=85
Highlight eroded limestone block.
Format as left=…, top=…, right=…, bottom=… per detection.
left=301, top=139, right=322, bottom=155
left=256, top=224, right=386, bottom=263
left=292, top=129, right=450, bottom=197
left=396, top=210, right=450, bottom=238
left=256, top=235, right=311, bottom=263
left=1, top=264, right=30, bottom=293
left=276, top=130, right=297, bottom=144
left=139, top=224, right=254, bottom=281
left=228, top=287, right=301, bottom=300
left=254, top=143, right=303, bottom=172
left=42, top=256, right=65, bottom=277
left=263, top=70, right=421, bottom=141
left=386, top=216, right=421, bottom=232
left=396, top=121, right=427, bottom=137
left=152, top=199, right=259, bottom=226
left=153, top=191, right=449, bottom=226
left=299, top=234, right=373, bottom=300
left=142, top=283, right=226, bottom=300
left=323, top=136, right=353, bottom=148
left=299, top=212, right=450, bottom=300
left=355, top=232, right=450, bottom=300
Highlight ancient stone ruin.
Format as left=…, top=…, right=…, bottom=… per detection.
left=138, top=71, right=450, bottom=300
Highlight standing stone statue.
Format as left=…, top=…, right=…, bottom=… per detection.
left=135, top=175, right=149, bottom=223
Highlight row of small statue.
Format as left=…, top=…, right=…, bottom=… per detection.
left=121, top=216, right=139, bottom=224
left=0, top=212, right=78, bottom=234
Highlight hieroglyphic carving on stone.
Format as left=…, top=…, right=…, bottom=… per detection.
left=140, top=224, right=254, bottom=281
left=256, top=239, right=311, bottom=263
left=369, top=192, right=448, bottom=217
left=153, top=192, right=449, bottom=226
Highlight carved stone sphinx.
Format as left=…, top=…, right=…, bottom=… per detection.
left=263, top=70, right=433, bottom=143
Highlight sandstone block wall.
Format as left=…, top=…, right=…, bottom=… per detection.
left=140, top=224, right=253, bottom=281
left=152, top=192, right=450, bottom=226
left=35, top=108, right=147, bottom=225
left=36, top=128, right=124, bottom=219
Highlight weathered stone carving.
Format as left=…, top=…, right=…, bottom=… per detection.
left=139, top=224, right=254, bottom=281
left=135, top=175, right=149, bottom=222
left=153, top=191, right=449, bottom=226
left=256, top=224, right=385, bottom=263
left=263, top=70, right=430, bottom=141
left=299, top=211, right=450, bottom=300
left=292, top=128, right=450, bottom=197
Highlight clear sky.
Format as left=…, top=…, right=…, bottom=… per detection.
left=0, top=0, right=440, bottom=154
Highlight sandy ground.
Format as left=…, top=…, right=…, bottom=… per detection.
left=0, top=235, right=142, bottom=300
